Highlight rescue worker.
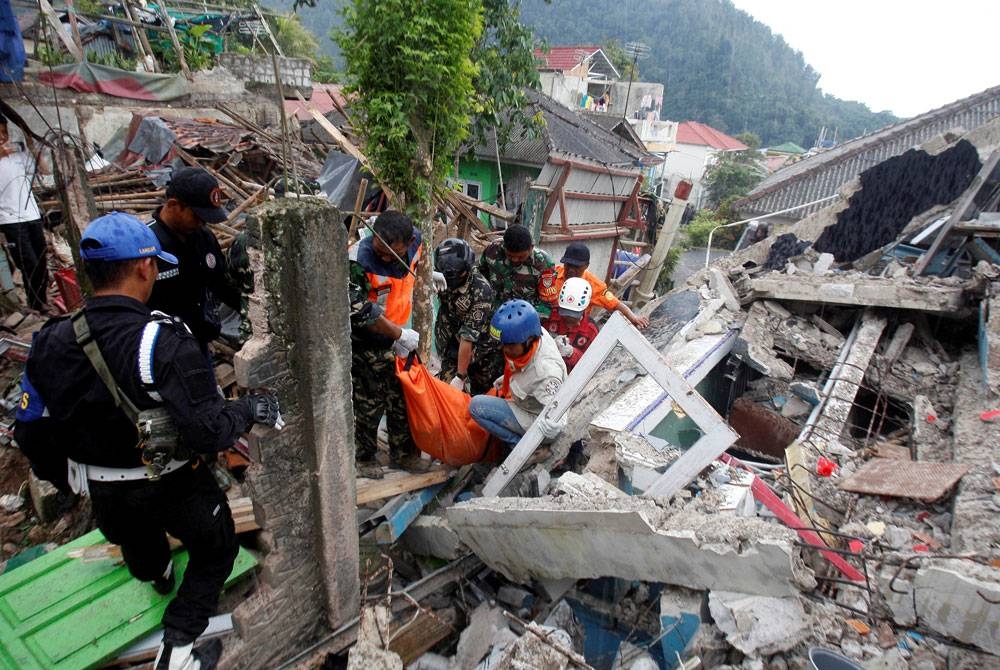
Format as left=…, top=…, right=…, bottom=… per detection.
left=469, top=300, right=567, bottom=450
left=349, top=210, right=422, bottom=477
left=544, top=276, right=599, bottom=372
left=478, top=224, right=558, bottom=319
left=433, top=238, right=501, bottom=395
left=555, top=241, right=650, bottom=329
left=148, top=166, right=242, bottom=351
left=13, top=212, right=282, bottom=670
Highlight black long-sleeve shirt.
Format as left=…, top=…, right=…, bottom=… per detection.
left=148, top=211, right=241, bottom=347
left=14, top=296, right=252, bottom=471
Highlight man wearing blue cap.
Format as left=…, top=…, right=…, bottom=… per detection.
left=14, top=212, right=281, bottom=670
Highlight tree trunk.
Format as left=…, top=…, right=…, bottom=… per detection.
left=412, top=198, right=436, bottom=361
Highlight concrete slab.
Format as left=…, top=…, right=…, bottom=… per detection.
left=400, top=515, right=464, bottom=560
left=447, top=497, right=813, bottom=597
left=881, top=561, right=1000, bottom=654
left=750, top=273, right=968, bottom=312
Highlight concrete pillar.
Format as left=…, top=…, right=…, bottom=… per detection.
left=225, top=199, right=359, bottom=668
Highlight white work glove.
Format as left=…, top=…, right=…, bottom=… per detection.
left=392, top=328, right=420, bottom=357
left=535, top=412, right=563, bottom=439
left=449, top=375, right=466, bottom=391
left=432, top=271, right=448, bottom=292
left=554, top=335, right=574, bottom=358
left=492, top=376, right=504, bottom=392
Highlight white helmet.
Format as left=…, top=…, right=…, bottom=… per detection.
left=558, top=277, right=592, bottom=316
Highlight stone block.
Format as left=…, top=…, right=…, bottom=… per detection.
left=400, top=515, right=464, bottom=560
left=28, top=471, right=61, bottom=523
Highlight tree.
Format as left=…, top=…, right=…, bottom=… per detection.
left=468, top=0, right=545, bottom=152
left=702, top=156, right=765, bottom=209
left=270, top=12, right=320, bottom=59
left=337, top=0, right=482, bottom=353
left=602, top=39, right=637, bottom=80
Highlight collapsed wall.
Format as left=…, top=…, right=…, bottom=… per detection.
left=222, top=199, right=359, bottom=668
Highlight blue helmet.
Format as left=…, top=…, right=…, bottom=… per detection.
left=490, top=299, right=541, bottom=345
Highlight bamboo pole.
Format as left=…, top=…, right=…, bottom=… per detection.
left=155, top=0, right=192, bottom=81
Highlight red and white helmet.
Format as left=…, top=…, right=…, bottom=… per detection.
left=558, top=277, right=592, bottom=316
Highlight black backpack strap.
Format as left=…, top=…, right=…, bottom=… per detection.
left=71, top=310, right=140, bottom=424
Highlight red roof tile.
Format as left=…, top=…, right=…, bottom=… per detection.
left=534, top=46, right=603, bottom=72
left=283, top=84, right=347, bottom=121
left=676, top=121, right=747, bottom=151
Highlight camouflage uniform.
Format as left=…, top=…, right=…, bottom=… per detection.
left=435, top=270, right=502, bottom=395
left=349, top=260, right=415, bottom=461
left=226, top=233, right=253, bottom=346
left=477, top=240, right=558, bottom=319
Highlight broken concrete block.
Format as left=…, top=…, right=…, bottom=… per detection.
left=813, top=253, right=835, bottom=275
left=349, top=606, right=404, bottom=670
left=486, top=624, right=575, bottom=670
left=909, top=562, right=1000, bottom=654
left=400, top=515, right=464, bottom=560
left=612, top=641, right=658, bottom=670
left=451, top=603, right=509, bottom=670
left=447, top=497, right=813, bottom=597
left=553, top=471, right=625, bottom=499
left=708, top=268, right=741, bottom=312
left=28, top=471, right=61, bottom=523
left=708, top=591, right=807, bottom=655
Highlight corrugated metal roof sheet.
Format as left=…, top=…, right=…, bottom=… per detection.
left=676, top=121, right=748, bottom=151
left=735, top=83, right=1000, bottom=220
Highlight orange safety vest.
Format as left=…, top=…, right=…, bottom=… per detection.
left=366, top=245, right=421, bottom=326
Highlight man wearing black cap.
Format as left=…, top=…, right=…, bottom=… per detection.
left=148, top=166, right=241, bottom=350
left=555, top=241, right=650, bottom=329
left=14, top=212, right=281, bottom=670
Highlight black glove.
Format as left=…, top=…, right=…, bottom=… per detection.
left=245, top=393, right=281, bottom=428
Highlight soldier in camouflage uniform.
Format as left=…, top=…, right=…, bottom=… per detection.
left=478, top=224, right=558, bottom=319
left=226, top=232, right=253, bottom=346
left=349, top=212, right=422, bottom=478
left=433, top=239, right=501, bottom=395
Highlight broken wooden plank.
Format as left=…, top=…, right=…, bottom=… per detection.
left=839, top=459, right=969, bottom=502
left=388, top=607, right=456, bottom=665
left=356, top=467, right=453, bottom=506
left=750, top=274, right=967, bottom=313
left=374, top=484, right=446, bottom=545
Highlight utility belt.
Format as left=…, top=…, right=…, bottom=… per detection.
left=71, top=310, right=190, bottom=486
left=67, top=456, right=190, bottom=496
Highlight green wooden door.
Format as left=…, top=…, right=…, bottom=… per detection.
left=0, top=529, right=257, bottom=670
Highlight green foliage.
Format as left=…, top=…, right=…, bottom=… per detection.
left=337, top=0, right=483, bottom=210
left=270, top=12, right=319, bottom=59
left=85, top=48, right=137, bottom=71
left=312, top=55, right=340, bottom=84
left=468, top=0, right=544, bottom=151
left=603, top=39, right=637, bottom=80
left=518, top=0, right=900, bottom=146
left=35, top=43, right=73, bottom=66
left=154, top=24, right=216, bottom=72
left=73, top=0, right=103, bottom=16
left=681, top=209, right=739, bottom=249
left=703, top=151, right=766, bottom=208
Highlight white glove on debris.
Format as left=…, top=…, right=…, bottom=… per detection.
left=554, top=335, right=574, bottom=358
left=392, top=328, right=420, bottom=357
left=432, top=271, right=448, bottom=292
left=535, top=412, right=563, bottom=439
left=449, top=376, right=466, bottom=391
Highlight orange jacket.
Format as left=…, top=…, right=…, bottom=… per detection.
left=366, top=245, right=421, bottom=326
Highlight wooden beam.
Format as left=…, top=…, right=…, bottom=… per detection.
left=356, top=467, right=454, bottom=505
left=155, top=0, right=192, bottom=81
left=37, top=0, right=84, bottom=61
left=914, top=149, right=1000, bottom=275
left=542, top=164, right=572, bottom=227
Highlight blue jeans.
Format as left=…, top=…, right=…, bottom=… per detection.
left=469, top=395, right=524, bottom=446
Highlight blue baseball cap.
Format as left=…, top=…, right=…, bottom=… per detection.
left=80, top=212, right=178, bottom=265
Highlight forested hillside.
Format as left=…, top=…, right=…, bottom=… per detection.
left=274, top=0, right=900, bottom=147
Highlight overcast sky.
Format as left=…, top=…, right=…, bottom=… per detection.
left=728, top=0, right=1000, bottom=118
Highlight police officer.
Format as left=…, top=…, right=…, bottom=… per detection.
left=433, top=238, right=500, bottom=395
left=14, top=212, right=282, bottom=670
left=349, top=211, right=422, bottom=477
left=148, top=166, right=241, bottom=351
left=478, top=224, right=558, bottom=319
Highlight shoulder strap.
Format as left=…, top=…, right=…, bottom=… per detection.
left=71, top=310, right=141, bottom=423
